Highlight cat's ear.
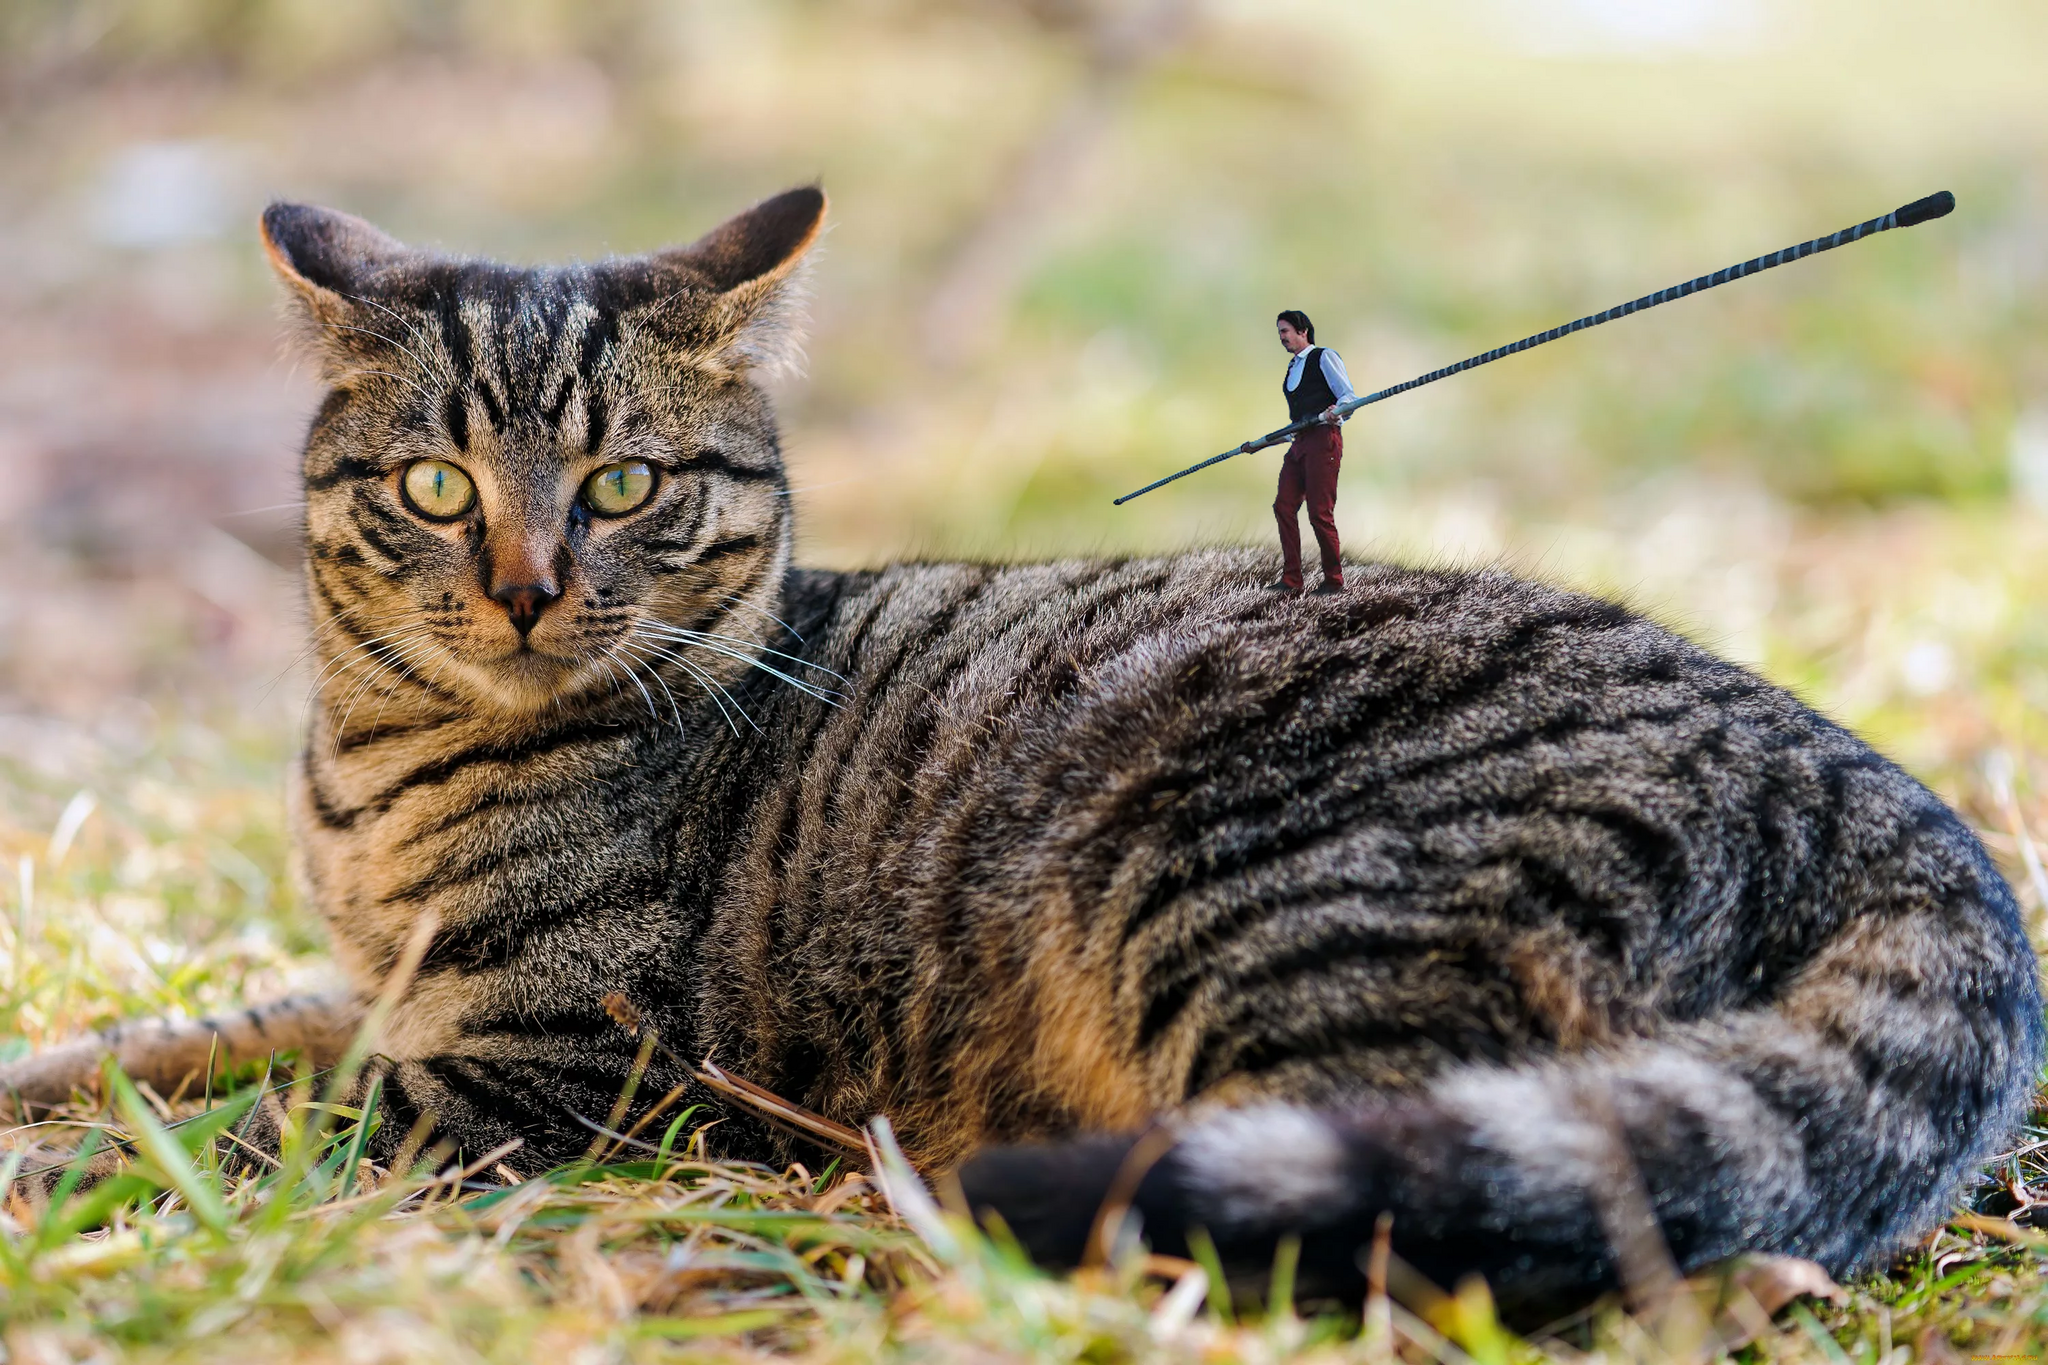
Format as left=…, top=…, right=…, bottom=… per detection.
left=260, top=203, right=419, bottom=373
left=616, top=186, right=827, bottom=376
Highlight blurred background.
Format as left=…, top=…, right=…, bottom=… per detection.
left=0, top=0, right=2043, bottom=1036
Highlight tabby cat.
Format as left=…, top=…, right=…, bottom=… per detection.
left=6, top=186, right=2040, bottom=1319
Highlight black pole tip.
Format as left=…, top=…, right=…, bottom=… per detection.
left=1894, top=191, right=1955, bottom=228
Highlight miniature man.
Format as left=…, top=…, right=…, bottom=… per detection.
left=1268, top=309, right=1355, bottom=595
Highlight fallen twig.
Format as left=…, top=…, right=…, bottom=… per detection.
left=600, top=993, right=870, bottom=1166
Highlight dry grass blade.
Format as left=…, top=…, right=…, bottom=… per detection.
left=1364, top=1210, right=1395, bottom=1363
left=1080, top=1122, right=1176, bottom=1268
left=1951, top=1212, right=2048, bottom=1247
left=1690, top=1254, right=1847, bottom=1350
left=1986, top=751, right=2048, bottom=920
left=332, top=909, right=440, bottom=1095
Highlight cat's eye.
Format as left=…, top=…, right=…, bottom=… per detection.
left=582, top=461, right=656, bottom=516
left=400, top=460, right=477, bottom=520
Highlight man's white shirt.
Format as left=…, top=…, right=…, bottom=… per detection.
left=1285, top=346, right=1357, bottom=406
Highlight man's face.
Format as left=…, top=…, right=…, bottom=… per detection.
left=1276, top=320, right=1309, bottom=354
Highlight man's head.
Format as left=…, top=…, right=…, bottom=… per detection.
left=1275, top=310, right=1314, bottom=354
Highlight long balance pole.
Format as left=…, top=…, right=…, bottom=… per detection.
left=1113, top=191, right=1956, bottom=506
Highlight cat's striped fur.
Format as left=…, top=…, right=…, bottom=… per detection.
left=6, top=187, right=2039, bottom=1318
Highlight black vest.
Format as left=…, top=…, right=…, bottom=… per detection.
left=1285, top=346, right=1338, bottom=422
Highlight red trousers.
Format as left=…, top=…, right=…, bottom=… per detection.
left=1274, top=424, right=1343, bottom=590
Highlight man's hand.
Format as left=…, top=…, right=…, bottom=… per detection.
left=1321, top=405, right=1340, bottom=425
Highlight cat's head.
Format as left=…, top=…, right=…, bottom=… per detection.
left=265, top=187, right=824, bottom=717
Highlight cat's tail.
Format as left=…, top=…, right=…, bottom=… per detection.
left=957, top=878, right=2044, bottom=1320
left=0, top=993, right=362, bottom=1122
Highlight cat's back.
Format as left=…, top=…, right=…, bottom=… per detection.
left=786, top=546, right=1796, bottom=788
left=765, top=547, right=1902, bottom=937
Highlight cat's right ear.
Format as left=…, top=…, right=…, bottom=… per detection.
left=615, top=186, right=828, bottom=376
left=260, top=203, right=417, bottom=374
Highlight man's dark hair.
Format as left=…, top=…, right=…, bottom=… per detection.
left=1276, top=310, right=1315, bottom=343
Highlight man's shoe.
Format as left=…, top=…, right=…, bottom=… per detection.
left=1266, top=579, right=1301, bottom=594
left=1311, top=579, right=1345, bottom=595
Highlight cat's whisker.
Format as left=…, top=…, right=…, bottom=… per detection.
left=641, top=621, right=846, bottom=683
left=325, top=667, right=396, bottom=761
left=217, top=501, right=308, bottom=517
left=347, top=658, right=424, bottom=757
left=314, top=602, right=434, bottom=648
left=660, top=573, right=807, bottom=644
left=643, top=631, right=845, bottom=706
left=590, top=650, right=639, bottom=717
left=717, top=591, right=807, bottom=644
left=675, top=656, right=752, bottom=738
left=642, top=618, right=836, bottom=668
left=638, top=619, right=847, bottom=687
left=336, top=290, right=448, bottom=373
left=316, top=320, right=450, bottom=389
left=361, top=634, right=457, bottom=744
left=573, top=647, right=643, bottom=733
left=263, top=607, right=420, bottom=701
left=328, top=629, right=440, bottom=755
left=579, top=645, right=623, bottom=700
left=771, top=476, right=865, bottom=498
left=296, top=642, right=404, bottom=731
left=345, top=632, right=451, bottom=749
left=326, top=647, right=422, bottom=751
left=624, top=630, right=756, bottom=736
left=299, top=619, right=444, bottom=713
left=309, top=613, right=430, bottom=671
left=595, top=638, right=663, bottom=726
left=616, top=632, right=733, bottom=736
left=606, top=640, right=686, bottom=733
left=599, top=650, right=639, bottom=707
left=261, top=636, right=340, bottom=702
left=353, top=367, right=441, bottom=406
left=626, top=626, right=756, bottom=710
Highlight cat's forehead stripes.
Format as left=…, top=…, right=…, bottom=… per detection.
left=427, top=274, right=619, bottom=451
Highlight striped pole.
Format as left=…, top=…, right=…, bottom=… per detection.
left=1113, top=191, right=1956, bottom=506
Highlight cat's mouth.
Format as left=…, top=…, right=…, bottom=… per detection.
left=494, top=641, right=576, bottom=674
left=421, top=632, right=584, bottom=695
left=428, top=611, right=637, bottom=709
left=445, top=645, right=607, bottom=714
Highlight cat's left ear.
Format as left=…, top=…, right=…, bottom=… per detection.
left=615, top=186, right=827, bottom=375
left=260, top=203, right=421, bottom=377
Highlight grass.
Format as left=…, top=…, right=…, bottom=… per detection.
left=6, top=1069, right=2048, bottom=1365
left=4, top=496, right=2048, bottom=1362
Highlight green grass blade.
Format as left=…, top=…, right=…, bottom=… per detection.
left=1791, top=1303, right=1856, bottom=1365
left=32, top=1127, right=106, bottom=1252
left=104, top=1060, right=232, bottom=1233
left=1184, top=1226, right=1235, bottom=1326
left=655, top=1105, right=703, bottom=1168
left=633, top=1309, right=789, bottom=1339
left=1268, top=1233, right=1300, bottom=1322
left=40, top=1173, right=164, bottom=1244
left=168, top=1087, right=261, bottom=1154
left=0, top=1148, right=26, bottom=1277
left=337, top=1076, right=382, bottom=1199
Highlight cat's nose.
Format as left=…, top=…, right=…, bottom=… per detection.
left=492, top=581, right=561, bottom=636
